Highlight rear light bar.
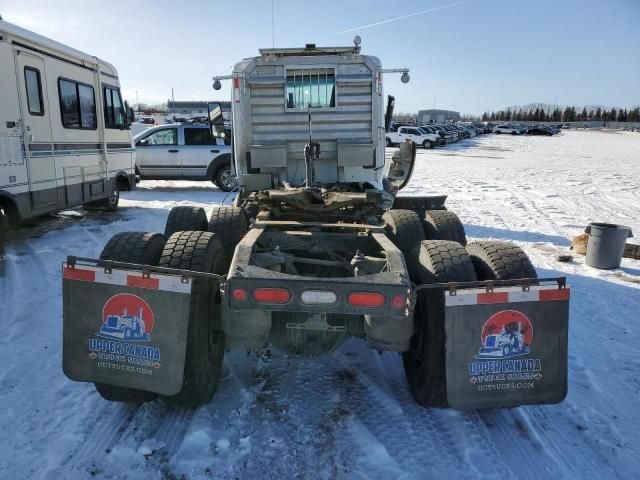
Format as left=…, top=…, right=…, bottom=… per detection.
left=347, top=292, right=385, bottom=308
left=253, top=288, right=290, bottom=304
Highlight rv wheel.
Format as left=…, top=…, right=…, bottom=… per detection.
left=83, top=188, right=119, bottom=212
left=402, top=240, right=477, bottom=408
left=158, top=231, right=226, bottom=408
left=95, top=231, right=167, bottom=403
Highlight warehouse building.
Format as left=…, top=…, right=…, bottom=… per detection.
left=418, top=109, right=460, bottom=123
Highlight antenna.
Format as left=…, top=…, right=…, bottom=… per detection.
left=271, top=0, right=275, bottom=48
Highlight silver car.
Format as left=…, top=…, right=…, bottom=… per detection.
left=133, top=124, right=235, bottom=191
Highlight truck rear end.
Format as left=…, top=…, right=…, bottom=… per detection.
left=61, top=41, right=570, bottom=411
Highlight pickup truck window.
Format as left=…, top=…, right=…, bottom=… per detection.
left=184, top=128, right=215, bottom=145
left=137, top=128, right=177, bottom=146
left=286, top=67, right=335, bottom=109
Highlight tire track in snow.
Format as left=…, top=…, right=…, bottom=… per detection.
left=334, top=350, right=466, bottom=478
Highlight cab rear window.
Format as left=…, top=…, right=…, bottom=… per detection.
left=184, top=128, right=215, bottom=145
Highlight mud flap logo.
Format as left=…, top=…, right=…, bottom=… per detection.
left=477, top=310, right=532, bottom=359
left=468, top=310, right=543, bottom=388
left=98, top=294, right=154, bottom=341
left=88, top=294, right=161, bottom=372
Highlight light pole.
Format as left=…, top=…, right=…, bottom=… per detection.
left=136, top=91, right=139, bottom=111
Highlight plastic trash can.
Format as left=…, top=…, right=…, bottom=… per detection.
left=585, top=223, right=633, bottom=269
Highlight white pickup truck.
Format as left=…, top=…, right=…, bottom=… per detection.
left=386, top=126, right=442, bottom=149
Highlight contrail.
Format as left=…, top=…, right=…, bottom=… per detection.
left=338, top=0, right=468, bottom=34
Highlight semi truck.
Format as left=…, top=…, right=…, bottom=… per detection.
left=62, top=39, right=569, bottom=410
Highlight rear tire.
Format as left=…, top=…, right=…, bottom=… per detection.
left=208, top=206, right=248, bottom=270
left=382, top=209, right=426, bottom=263
left=158, top=231, right=226, bottom=408
left=466, top=241, right=537, bottom=280
left=386, top=138, right=392, bottom=147
left=422, top=210, right=467, bottom=246
left=402, top=240, right=477, bottom=408
left=95, top=231, right=167, bottom=403
left=511, top=131, right=517, bottom=135
left=164, top=206, right=208, bottom=237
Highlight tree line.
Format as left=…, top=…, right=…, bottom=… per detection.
left=481, top=106, right=640, bottom=123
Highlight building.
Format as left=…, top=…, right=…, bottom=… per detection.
left=167, top=100, right=230, bottom=115
left=418, top=109, right=460, bottom=124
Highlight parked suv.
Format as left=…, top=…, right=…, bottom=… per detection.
left=134, top=124, right=236, bottom=191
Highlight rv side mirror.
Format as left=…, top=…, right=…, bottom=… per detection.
left=122, top=101, right=134, bottom=129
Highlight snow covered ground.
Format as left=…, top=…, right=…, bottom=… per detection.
left=0, top=130, right=639, bottom=479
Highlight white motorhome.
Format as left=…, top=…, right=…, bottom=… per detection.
left=0, top=20, right=135, bottom=227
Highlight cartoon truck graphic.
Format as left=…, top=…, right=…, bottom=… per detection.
left=98, top=307, right=150, bottom=341
left=477, top=322, right=530, bottom=358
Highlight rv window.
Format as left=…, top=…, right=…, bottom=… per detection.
left=184, top=128, right=215, bottom=145
left=58, top=78, right=97, bottom=129
left=286, top=68, right=335, bottom=110
left=24, top=67, right=44, bottom=116
left=104, top=87, right=125, bottom=128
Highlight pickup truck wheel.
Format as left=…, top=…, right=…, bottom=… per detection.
left=511, top=131, right=517, bottom=135
left=403, top=240, right=477, bottom=408
left=382, top=209, right=425, bottom=262
left=214, top=166, right=237, bottom=192
left=164, top=206, right=208, bottom=237
left=208, top=206, right=248, bottom=270
left=95, top=231, right=167, bottom=403
left=386, top=138, right=392, bottom=147
left=422, top=140, right=433, bottom=149
left=495, top=130, right=501, bottom=134
left=466, top=241, right=537, bottom=280
left=158, top=231, right=226, bottom=408
left=422, top=210, right=467, bottom=246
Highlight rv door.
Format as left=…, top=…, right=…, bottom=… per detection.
left=15, top=50, right=55, bottom=192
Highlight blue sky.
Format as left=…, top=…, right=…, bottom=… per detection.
left=2, top=0, right=638, bottom=114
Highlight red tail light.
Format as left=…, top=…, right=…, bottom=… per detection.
left=253, top=288, right=290, bottom=304
left=347, top=292, right=385, bottom=307
left=391, top=294, right=406, bottom=309
left=232, top=288, right=247, bottom=301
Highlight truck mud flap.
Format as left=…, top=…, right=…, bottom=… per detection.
left=442, top=282, right=569, bottom=410
left=62, top=261, right=192, bottom=396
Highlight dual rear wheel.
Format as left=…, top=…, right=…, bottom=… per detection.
left=95, top=205, right=247, bottom=407
left=383, top=208, right=537, bottom=408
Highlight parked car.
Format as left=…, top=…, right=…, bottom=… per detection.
left=140, top=116, right=156, bottom=125
left=493, top=125, right=521, bottom=135
left=386, top=126, right=441, bottom=148
left=431, top=125, right=458, bottom=143
left=526, top=126, right=553, bottom=136
left=134, top=124, right=236, bottom=191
